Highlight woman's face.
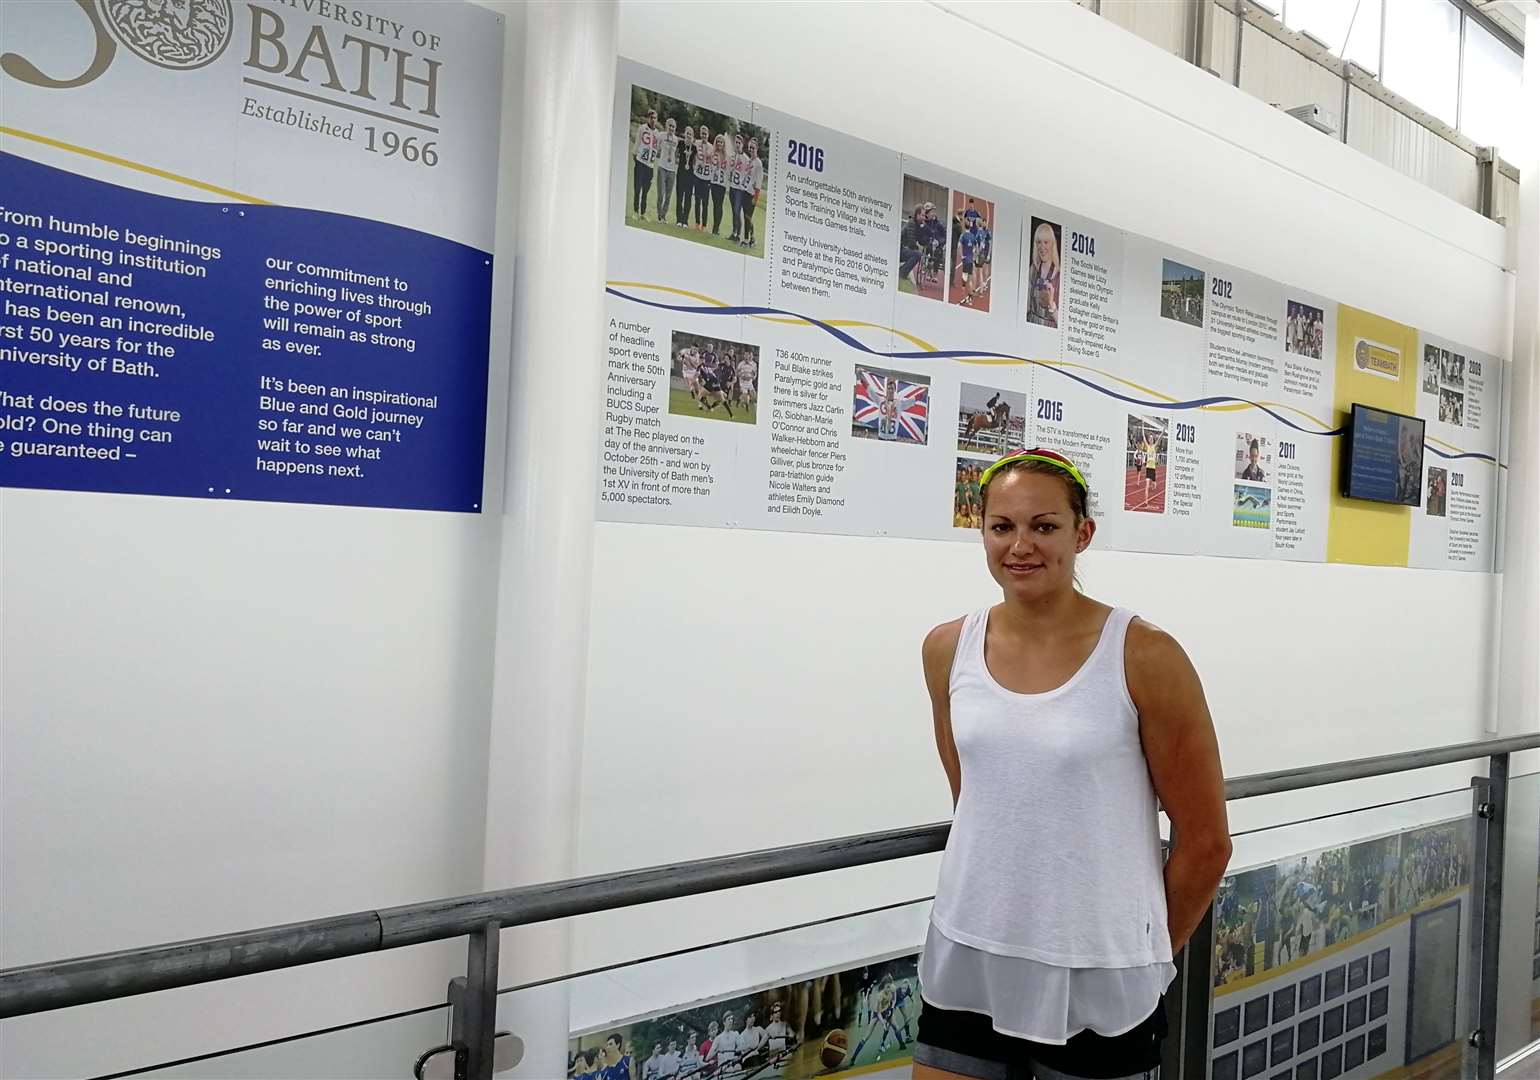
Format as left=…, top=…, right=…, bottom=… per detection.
left=982, top=470, right=1092, bottom=600
left=1035, top=228, right=1054, bottom=263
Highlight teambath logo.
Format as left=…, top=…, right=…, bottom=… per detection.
left=102, top=0, right=233, bottom=70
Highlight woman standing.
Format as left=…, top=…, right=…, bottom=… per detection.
left=693, top=124, right=714, bottom=231
left=675, top=124, right=696, bottom=227
left=914, top=448, right=1230, bottom=1080
left=728, top=133, right=748, bottom=245
left=745, top=137, right=763, bottom=248
left=710, top=133, right=730, bottom=237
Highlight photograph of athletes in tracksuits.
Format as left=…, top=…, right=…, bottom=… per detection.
left=625, top=85, right=770, bottom=258
left=948, top=192, right=994, bottom=311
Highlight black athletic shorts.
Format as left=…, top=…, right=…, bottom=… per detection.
left=914, top=999, right=1166, bottom=1080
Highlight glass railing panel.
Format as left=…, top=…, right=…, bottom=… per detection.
left=109, top=1004, right=449, bottom=1079
left=1497, top=770, right=1540, bottom=1065
left=1211, top=787, right=1476, bottom=1080
left=498, top=897, right=933, bottom=1080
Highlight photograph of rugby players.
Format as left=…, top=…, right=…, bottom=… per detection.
left=1124, top=413, right=1168, bottom=513
left=898, top=175, right=949, bottom=302
left=948, top=191, right=994, bottom=311
left=625, top=85, right=770, bottom=258
left=668, top=331, right=759, bottom=425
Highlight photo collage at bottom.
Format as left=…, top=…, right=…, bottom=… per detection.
left=570, top=956, right=920, bottom=1080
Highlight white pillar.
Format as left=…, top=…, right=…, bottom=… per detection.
left=483, top=2, right=617, bottom=1075
left=1493, top=5, right=1540, bottom=1057
left=1496, top=13, right=1540, bottom=743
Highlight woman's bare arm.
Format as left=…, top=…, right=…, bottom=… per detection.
left=1128, top=620, right=1232, bottom=953
left=922, top=619, right=964, bottom=809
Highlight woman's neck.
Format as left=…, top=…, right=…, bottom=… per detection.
left=994, top=587, right=1087, bottom=635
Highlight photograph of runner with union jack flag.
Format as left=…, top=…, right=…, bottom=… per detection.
left=851, top=364, right=930, bottom=446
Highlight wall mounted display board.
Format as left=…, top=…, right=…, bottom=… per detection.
left=1210, top=819, right=1473, bottom=1080
left=599, top=61, right=1502, bottom=570
left=0, top=0, right=504, bottom=512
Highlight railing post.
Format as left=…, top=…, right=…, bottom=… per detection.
left=1161, top=943, right=1185, bottom=1079
left=1467, top=754, right=1508, bottom=1079
left=1178, top=906, right=1215, bottom=1080
left=460, top=922, right=501, bottom=1080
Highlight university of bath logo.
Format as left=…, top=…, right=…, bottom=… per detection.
left=102, top=0, right=232, bottom=70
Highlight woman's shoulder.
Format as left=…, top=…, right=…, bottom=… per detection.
left=922, top=615, right=968, bottom=662
left=1123, top=616, right=1198, bottom=695
left=1125, top=615, right=1183, bottom=654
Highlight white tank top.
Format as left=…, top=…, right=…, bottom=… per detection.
left=930, top=605, right=1172, bottom=968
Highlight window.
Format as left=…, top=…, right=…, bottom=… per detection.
left=1460, top=17, right=1523, bottom=158
left=1381, top=0, right=1461, bottom=125
left=1284, top=0, right=1382, bottom=72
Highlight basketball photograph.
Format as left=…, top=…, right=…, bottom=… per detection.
left=624, top=85, right=770, bottom=258
left=898, top=175, right=948, bottom=302
left=1026, top=217, right=1062, bottom=329
left=956, top=382, right=1026, bottom=455
left=1343, top=834, right=1404, bottom=935
left=1124, top=413, right=1168, bottom=513
left=1213, top=864, right=1278, bottom=987
left=1427, top=467, right=1448, bottom=517
left=668, top=331, right=759, bottom=425
left=954, top=457, right=986, bottom=529
left=948, top=191, right=995, bottom=311
left=1422, top=344, right=1442, bottom=395
left=1233, top=484, right=1271, bottom=529
left=1272, top=849, right=1347, bottom=965
left=852, top=364, right=930, bottom=445
left=1399, top=821, right=1471, bottom=911
left=1233, top=433, right=1272, bottom=483
left=1440, top=387, right=1465, bottom=426
left=1285, top=300, right=1323, bottom=360
left=1160, top=259, right=1205, bottom=327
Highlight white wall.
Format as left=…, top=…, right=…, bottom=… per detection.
left=568, top=0, right=1513, bottom=998
left=0, top=0, right=1525, bottom=1076
left=0, top=3, right=526, bottom=1077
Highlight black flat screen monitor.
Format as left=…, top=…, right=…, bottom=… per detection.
left=1341, top=403, right=1425, bottom=506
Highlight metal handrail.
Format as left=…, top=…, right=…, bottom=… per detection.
left=2, top=732, right=1536, bottom=1020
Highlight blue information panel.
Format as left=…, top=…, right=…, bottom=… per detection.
left=0, top=153, right=492, bottom=512
left=1344, top=404, right=1423, bottom=506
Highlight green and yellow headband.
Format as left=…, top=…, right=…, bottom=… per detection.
left=978, top=447, right=1088, bottom=493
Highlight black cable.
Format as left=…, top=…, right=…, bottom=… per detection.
left=89, top=1000, right=448, bottom=1080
